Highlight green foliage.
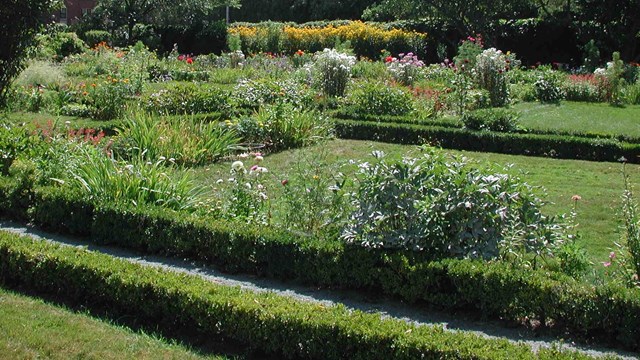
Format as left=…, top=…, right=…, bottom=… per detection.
left=461, top=108, right=520, bottom=132
left=474, top=48, right=510, bottom=107
left=35, top=31, right=88, bottom=61
left=69, top=149, right=205, bottom=211
left=143, top=83, right=230, bottom=115
left=333, top=119, right=640, bottom=163
left=312, top=48, right=356, bottom=98
left=115, top=113, right=240, bottom=166
left=0, top=231, right=592, bottom=359
left=342, top=148, right=565, bottom=260
left=0, top=0, right=59, bottom=107
left=231, top=78, right=313, bottom=110
left=234, top=103, right=332, bottom=151
left=534, top=70, right=565, bottom=104
left=82, top=30, right=113, bottom=47
left=346, top=81, right=414, bottom=116
left=15, top=61, right=67, bottom=88
left=621, top=163, right=640, bottom=282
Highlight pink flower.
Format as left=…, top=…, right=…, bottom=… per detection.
left=571, top=195, right=582, bottom=201
left=609, top=252, right=616, bottom=260
left=178, top=55, right=186, bottom=61
left=250, top=165, right=259, bottom=171
left=603, top=262, right=612, bottom=267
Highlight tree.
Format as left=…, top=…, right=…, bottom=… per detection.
left=90, top=0, right=239, bottom=44
left=0, top=0, right=60, bottom=108
left=363, top=0, right=536, bottom=45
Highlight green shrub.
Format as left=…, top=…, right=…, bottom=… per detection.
left=60, top=103, right=93, bottom=117
left=333, top=119, right=640, bottom=163
left=563, top=77, right=601, bottom=102
left=347, top=81, right=414, bottom=116
left=474, top=48, right=510, bottom=107
left=462, top=108, right=519, bottom=132
left=534, top=70, right=565, bottom=104
left=231, top=78, right=313, bottom=110
left=143, top=83, right=230, bottom=115
left=312, top=48, right=356, bottom=98
left=15, top=61, right=66, bottom=88
left=82, top=30, right=112, bottom=47
left=342, top=148, right=566, bottom=259
left=234, top=102, right=332, bottom=151
left=623, top=82, right=640, bottom=105
left=0, top=231, right=589, bottom=359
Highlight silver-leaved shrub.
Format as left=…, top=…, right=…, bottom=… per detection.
left=342, top=147, right=568, bottom=260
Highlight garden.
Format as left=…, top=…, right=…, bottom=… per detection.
left=2, top=5, right=640, bottom=358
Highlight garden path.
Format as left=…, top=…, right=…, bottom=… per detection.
left=0, top=220, right=637, bottom=360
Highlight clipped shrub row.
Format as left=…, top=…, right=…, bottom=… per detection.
left=332, top=110, right=640, bottom=144
left=1, top=182, right=639, bottom=350
left=333, top=119, right=640, bottom=163
left=0, top=231, right=588, bottom=360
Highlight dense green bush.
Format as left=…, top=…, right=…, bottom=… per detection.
left=342, top=148, right=564, bottom=259
left=461, top=108, right=520, bottom=132
left=82, top=30, right=113, bottom=47
left=535, top=70, right=565, bottom=104
left=231, top=78, right=314, bottom=110
left=346, top=81, right=414, bottom=116
left=143, top=83, right=230, bottom=115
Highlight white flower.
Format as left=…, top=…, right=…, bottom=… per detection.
left=231, top=161, right=245, bottom=172
left=255, top=155, right=264, bottom=162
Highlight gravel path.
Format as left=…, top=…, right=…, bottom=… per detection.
left=1, top=220, right=637, bottom=359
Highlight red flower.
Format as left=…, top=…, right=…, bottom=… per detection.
left=385, top=56, right=393, bottom=63
left=178, top=54, right=186, bottom=61
left=295, top=49, right=304, bottom=56
left=281, top=179, right=288, bottom=186
left=186, top=57, right=193, bottom=64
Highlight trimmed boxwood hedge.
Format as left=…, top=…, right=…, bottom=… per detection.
left=1, top=183, right=636, bottom=350
left=333, top=119, right=640, bottom=163
left=0, top=231, right=591, bottom=360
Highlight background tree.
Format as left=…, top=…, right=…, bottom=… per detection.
left=0, top=0, right=60, bottom=108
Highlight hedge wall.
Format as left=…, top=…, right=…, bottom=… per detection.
left=0, top=231, right=592, bottom=359
left=332, top=119, right=640, bottom=164
left=0, top=182, right=636, bottom=350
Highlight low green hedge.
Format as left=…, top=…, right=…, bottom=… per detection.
left=333, top=119, right=640, bottom=163
left=0, top=231, right=588, bottom=359
left=6, top=185, right=637, bottom=350
left=332, top=112, right=640, bottom=145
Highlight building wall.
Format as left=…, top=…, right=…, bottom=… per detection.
left=51, top=0, right=97, bottom=25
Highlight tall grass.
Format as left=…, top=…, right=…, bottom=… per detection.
left=116, top=113, right=240, bottom=166
left=71, top=146, right=205, bottom=211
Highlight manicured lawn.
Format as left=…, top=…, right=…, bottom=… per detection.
left=0, top=287, right=231, bottom=360
left=514, top=101, right=640, bottom=138
left=189, top=139, right=640, bottom=262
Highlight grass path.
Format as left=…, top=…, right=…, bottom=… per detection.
left=0, top=287, right=230, bottom=360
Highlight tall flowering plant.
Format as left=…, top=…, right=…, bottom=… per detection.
left=474, top=48, right=510, bottom=107
left=312, top=48, right=356, bottom=97
left=385, top=52, right=425, bottom=86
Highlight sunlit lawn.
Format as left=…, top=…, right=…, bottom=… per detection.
left=189, top=139, right=640, bottom=263
left=514, top=101, right=640, bottom=138
left=0, top=287, right=232, bottom=360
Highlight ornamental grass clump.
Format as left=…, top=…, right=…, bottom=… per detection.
left=312, top=48, right=356, bottom=97
left=343, top=147, right=568, bottom=260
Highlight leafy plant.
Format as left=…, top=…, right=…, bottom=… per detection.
left=534, top=69, right=565, bottom=104
left=115, top=113, right=240, bottom=166
left=461, top=108, right=519, bottom=132
left=346, top=80, right=414, bottom=116
left=474, top=48, right=510, bottom=107
left=343, top=148, right=567, bottom=260
left=312, top=48, right=356, bottom=97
